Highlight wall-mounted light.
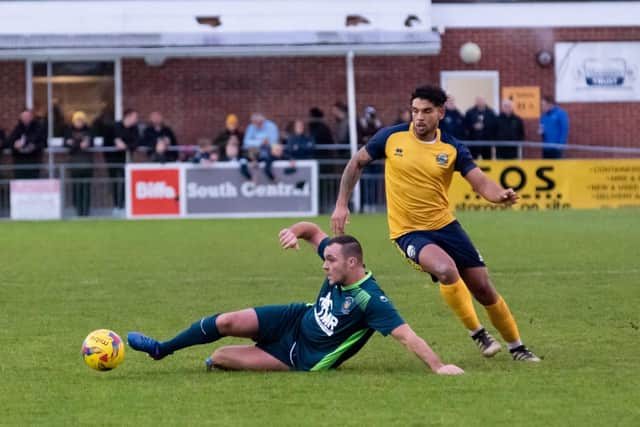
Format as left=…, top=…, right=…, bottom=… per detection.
left=536, top=50, right=553, bottom=68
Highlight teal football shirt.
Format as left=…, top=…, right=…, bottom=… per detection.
left=293, top=238, right=405, bottom=371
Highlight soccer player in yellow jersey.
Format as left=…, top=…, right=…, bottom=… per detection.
left=331, top=85, right=540, bottom=362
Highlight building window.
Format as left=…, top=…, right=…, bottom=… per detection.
left=32, top=61, right=116, bottom=139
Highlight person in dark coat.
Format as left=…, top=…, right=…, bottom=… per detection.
left=7, top=109, right=46, bottom=179
left=495, top=99, right=525, bottom=159
left=143, top=111, right=178, bottom=162
left=440, top=96, right=466, bottom=140
left=64, top=111, right=94, bottom=216
left=464, top=96, right=498, bottom=160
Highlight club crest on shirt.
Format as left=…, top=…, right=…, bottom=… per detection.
left=342, top=296, right=354, bottom=314
left=436, top=153, right=449, bottom=166
left=394, top=147, right=404, bottom=157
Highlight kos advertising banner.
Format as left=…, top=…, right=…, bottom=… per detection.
left=126, top=161, right=318, bottom=219
left=556, top=42, right=640, bottom=102
left=449, top=159, right=640, bottom=211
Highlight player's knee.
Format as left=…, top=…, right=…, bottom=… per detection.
left=429, top=262, right=459, bottom=284
left=215, top=313, right=235, bottom=335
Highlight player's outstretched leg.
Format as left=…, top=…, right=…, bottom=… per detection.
left=129, top=308, right=260, bottom=360
left=462, top=268, right=540, bottom=362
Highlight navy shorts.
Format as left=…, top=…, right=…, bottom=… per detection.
left=254, top=303, right=309, bottom=369
left=393, top=220, right=485, bottom=282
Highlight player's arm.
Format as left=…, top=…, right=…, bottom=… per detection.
left=390, top=324, right=464, bottom=375
left=464, top=167, right=519, bottom=206
left=331, top=147, right=374, bottom=235
left=279, top=221, right=328, bottom=252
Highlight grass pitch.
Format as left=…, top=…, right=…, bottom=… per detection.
left=1, top=210, right=639, bottom=426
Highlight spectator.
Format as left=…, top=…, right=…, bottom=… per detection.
left=192, top=138, right=220, bottom=165
left=0, top=127, right=5, bottom=151
left=223, top=136, right=253, bottom=181
left=307, top=107, right=334, bottom=146
left=358, top=106, right=384, bottom=213
left=540, top=96, right=569, bottom=159
left=394, top=107, right=411, bottom=125
left=107, top=109, right=139, bottom=210
left=285, top=119, right=315, bottom=160
left=332, top=101, right=350, bottom=145
left=440, top=96, right=466, bottom=140
left=464, top=96, right=498, bottom=160
left=214, top=114, right=244, bottom=155
left=495, top=99, right=525, bottom=159
left=358, top=105, right=383, bottom=146
left=7, top=109, right=46, bottom=179
left=143, top=112, right=178, bottom=162
left=64, top=111, right=93, bottom=216
left=243, top=112, right=279, bottom=181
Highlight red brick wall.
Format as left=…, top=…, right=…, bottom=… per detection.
left=122, top=27, right=640, bottom=153
left=2, top=27, right=639, bottom=156
left=0, top=61, right=26, bottom=134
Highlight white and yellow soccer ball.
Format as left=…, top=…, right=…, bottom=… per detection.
left=82, top=329, right=125, bottom=371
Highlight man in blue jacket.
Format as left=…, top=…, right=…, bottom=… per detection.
left=540, top=96, right=569, bottom=159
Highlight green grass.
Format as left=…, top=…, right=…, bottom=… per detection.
left=1, top=210, right=639, bottom=426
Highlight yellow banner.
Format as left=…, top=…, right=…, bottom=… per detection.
left=450, top=160, right=640, bottom=211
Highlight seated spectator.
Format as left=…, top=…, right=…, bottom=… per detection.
left=440, top=96, right=466, bottom=140
left=192, top=138, right=220, bottom=165
left=243, top=112, right=279, bottom=181
left=143, top=111, right=177, bottom=161
left=223, top=138, right=253, bottom=181
left=214, top=114, right=244, bottom=155
left=64, top=111, right=93, bottom=216
left=7, top=109, right=46, bottom=179
left=495, top=99, right=524, bottom=159
left=285, top=119, right=315, bottom=160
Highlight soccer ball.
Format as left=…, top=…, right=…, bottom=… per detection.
left=82, top=329, right=125, bottom=371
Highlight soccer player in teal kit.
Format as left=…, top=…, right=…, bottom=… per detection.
left=128, top=221, right=463, bottom=374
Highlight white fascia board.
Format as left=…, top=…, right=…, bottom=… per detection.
left=432, top=2, right=640, bottom=29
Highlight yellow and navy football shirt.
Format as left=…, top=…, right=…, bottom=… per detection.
left=365, top=124, right=477, bottom=238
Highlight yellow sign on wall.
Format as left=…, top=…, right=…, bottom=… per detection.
left=501, top=86, right=540, bottom=119
left=450, top=160, right=640, bottom=211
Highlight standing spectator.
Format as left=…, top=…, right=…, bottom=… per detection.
left=495, top=99, right=525, bottom=159
left=332, top=101, right=350, bottom=145
left=394, top=107, right=411, bottom=125
left=107, top=109, right=139, bottom=210
left=64, top=111, right=93, bottom=216
left=143, top=111, right=178, bottom=162
left=358, top=106, right=383, bottom=146
left=214, top=114, right=244, bottom=156
left=540, top=96, right=569, bottom=159
left=7, top=109, right=46, bottom=179
left=464, top=96, right=498, bottom=160
left=0, top=127, right=5, bottom=151
left=307, top=107, right=334, bottom=146
left=440, top=96, right=466, bottom=140
left=285, top=119, right=315, bottom=160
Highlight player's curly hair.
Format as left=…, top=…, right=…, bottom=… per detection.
left=411, top=85, right=447, bottom=107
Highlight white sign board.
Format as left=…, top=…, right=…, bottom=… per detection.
left=556, top=42, right=640, bottom=102
left=10, top=179, right=62, bottom=220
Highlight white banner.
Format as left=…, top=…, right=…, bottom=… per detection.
left=10, top=179, right=62, bottom=220
left=555, top=42, right=640, bottom=102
